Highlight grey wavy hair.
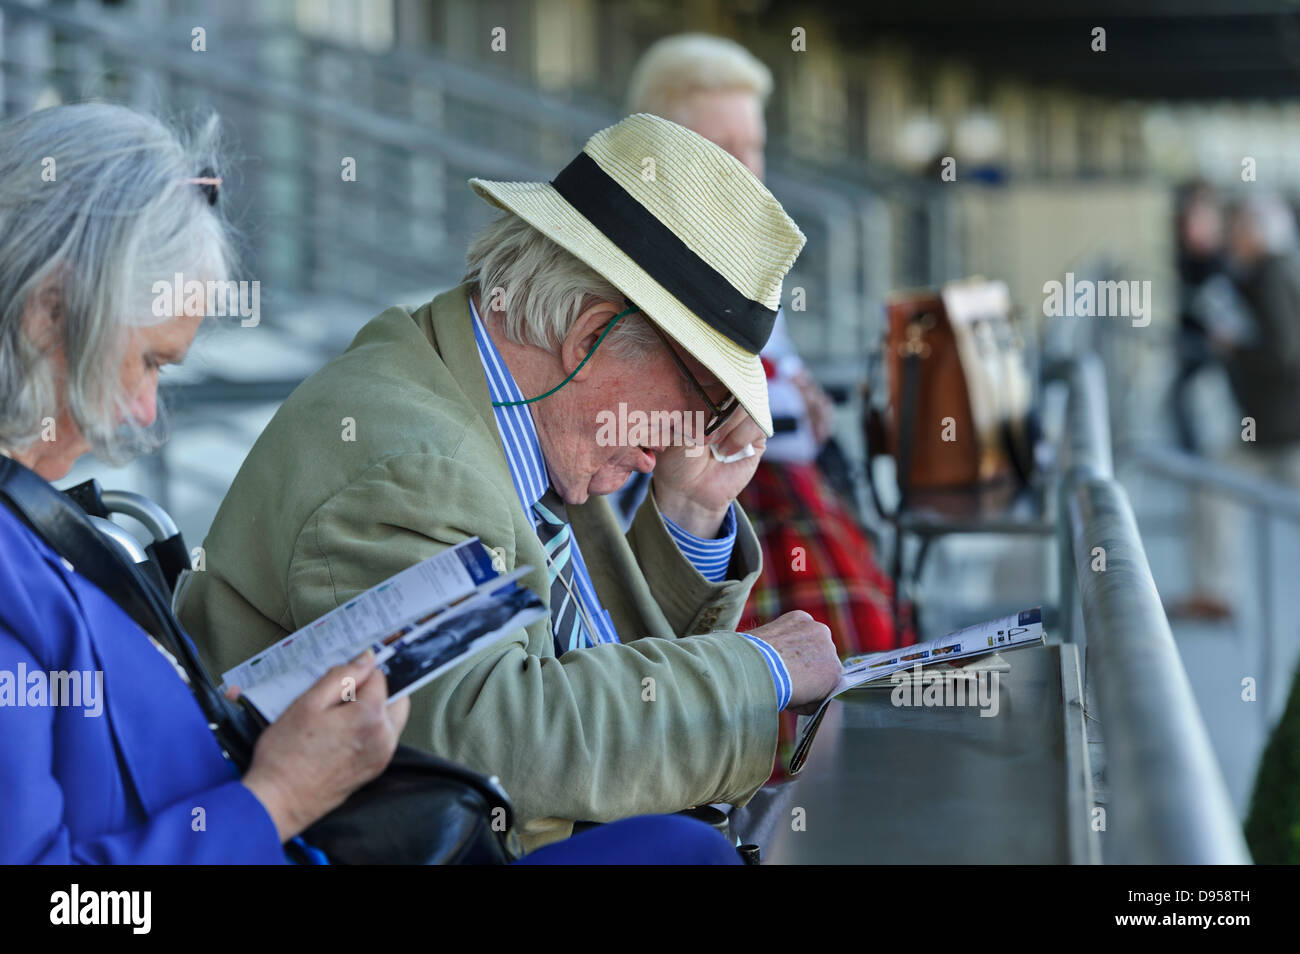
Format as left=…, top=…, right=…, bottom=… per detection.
left=0, top=103, right=232, bottom=465
left=462, top=212, right=657, bottom=359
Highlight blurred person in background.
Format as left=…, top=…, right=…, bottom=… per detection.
left=1177, top=193, right=1300, bottom=621
left=1224, top=193, right=1300, bottom=865
left=1168, top=180, right=1228, bottom=455
left=623, top=33, right=897, bottom=776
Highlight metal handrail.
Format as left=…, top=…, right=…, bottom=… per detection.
left=0, top=0, right=540, bottom=181
left=1132, top=444, right=1300, bottom=524
left=1060, top=354, right=1114, bottom=481
left=1054, top=353, right=1112, bottom=645
left=1068, top=478, right=1249, bottom=863
left=1127, top=443, right=1300, bottom=725
left=1056, top=355, right=1250, bottom=863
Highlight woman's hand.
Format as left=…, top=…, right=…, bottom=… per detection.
left=238, top=651, right=410, bottom=843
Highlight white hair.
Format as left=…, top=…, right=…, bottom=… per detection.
left=1236, top=194, right=1297, bottom=254
left=462, top=212, right=657, bottom=358
left=0, top=103, right=233, bottom=464
left=626, top=33, right=773, bottom=120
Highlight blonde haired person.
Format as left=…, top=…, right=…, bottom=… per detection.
left=626, top=32, right=772, bottom=178
left=623, top=34, right=900, bottom=779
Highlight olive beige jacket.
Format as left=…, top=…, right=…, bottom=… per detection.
left=176, top=284, right=779, bottom=849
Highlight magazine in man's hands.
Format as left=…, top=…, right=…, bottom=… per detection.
left=221, top=538, right=546, bottom=722
left=787, top=607, right=1045, bottom=774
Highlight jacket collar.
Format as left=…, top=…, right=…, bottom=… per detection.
left=409, top=285, right=555, bottom=617
left=466, top=297, right=551, bottom=512
left=415, top=283, right=497, bottom=437
left=407, top=284, right=674, bottom=643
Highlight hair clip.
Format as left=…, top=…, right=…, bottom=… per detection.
left=185, top=166, right=221, bottom=207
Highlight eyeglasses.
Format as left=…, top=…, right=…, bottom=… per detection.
left=646, top=320, right=740, bottom=436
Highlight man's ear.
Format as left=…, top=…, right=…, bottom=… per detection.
left=560, top=300, right=623, bottom=379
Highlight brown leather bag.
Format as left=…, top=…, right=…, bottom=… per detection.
left=878, top=279, right=1032, bottom=497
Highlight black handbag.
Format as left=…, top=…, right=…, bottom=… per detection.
left=0, top=457, right=518, bottom=865
left=296, top=746, right=517, bottom=864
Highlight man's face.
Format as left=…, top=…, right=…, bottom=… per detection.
left=676, top=89, right=766, bottom=181
left=536, top=314, right=728, bottom=505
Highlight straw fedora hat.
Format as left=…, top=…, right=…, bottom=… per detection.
left=468, top=113, right=806, bottom=437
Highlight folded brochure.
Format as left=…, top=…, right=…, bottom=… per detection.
left=221, top=538, right=546, bottom=722
left=787, top=607, right=1044, bottom=774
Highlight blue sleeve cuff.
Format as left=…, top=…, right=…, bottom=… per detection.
left=663, top=503, right=737, bottom=583
left=740, top=633, right=793, bottom=712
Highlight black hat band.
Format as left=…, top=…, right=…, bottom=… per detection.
left=551, top=151, right=777, bottom=354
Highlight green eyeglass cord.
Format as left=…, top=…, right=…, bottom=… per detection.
left=490, top=305, right=641, bottom=408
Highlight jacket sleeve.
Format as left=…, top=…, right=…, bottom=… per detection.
left=1236, top=255, right=1300, bottom=371
left=1252, top=258, right=1300, bottom=370
left=624, top=485, right=763, bottom=636
left=284, top=452, right=778, bottom=837
left=0, top=624, right=284, bottom=865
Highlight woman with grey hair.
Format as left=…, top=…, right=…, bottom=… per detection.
left=0, top=103, right=409, bottom=863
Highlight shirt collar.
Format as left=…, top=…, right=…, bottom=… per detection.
left=468, top=295, right=551, bottom=512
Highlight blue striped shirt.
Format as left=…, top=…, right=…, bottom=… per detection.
left=468, top=298, right=791, bottom=710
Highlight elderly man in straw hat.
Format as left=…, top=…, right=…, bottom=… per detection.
left=178, top=114, right=841, bottom=849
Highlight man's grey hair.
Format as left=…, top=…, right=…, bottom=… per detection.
left=0, top=103, right=232, bottom=464
left=462, top=212, right=657, bottom=358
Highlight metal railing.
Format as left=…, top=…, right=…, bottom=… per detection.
left=1130, top=444, right=1300, bottom=727
left=1056, top=355, right=1250, bottom=863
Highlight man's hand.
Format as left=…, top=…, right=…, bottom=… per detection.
left=652, top=411, right=767, bottom=537
left=747, top=610, right=841, bottom=713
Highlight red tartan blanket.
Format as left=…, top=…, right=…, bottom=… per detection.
left=737, top=458, right=900, bottom=781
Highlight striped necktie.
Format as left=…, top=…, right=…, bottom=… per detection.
left=532, top=488, right=587, bottom=656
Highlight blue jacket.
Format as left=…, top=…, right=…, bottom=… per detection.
left=0, top=504, right=285, bottom=864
